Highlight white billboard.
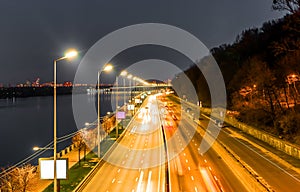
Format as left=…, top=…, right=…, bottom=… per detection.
left=127, top=104, right=135, bottom=111
left=39, top=158, right=68, bottom=180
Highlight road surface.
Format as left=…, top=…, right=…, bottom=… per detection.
left=80, top=95, right=165, bottom=192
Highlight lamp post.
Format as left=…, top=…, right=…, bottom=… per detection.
left=127, top=74, right=133, bottom=100
left=53, top=49, right=77, bottom=192
left=115, top=76, right=119, bottom=138
left=120, top=71, right=128, bottom=107
left=97, top=64, right=113, bottom=158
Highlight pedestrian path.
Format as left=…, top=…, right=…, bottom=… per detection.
left=32, top=147, right=89, bottom=192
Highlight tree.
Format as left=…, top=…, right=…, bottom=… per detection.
left=72, top=131, right=87, bottom=165
left=0, top=164, right=37, bottom=192
left=271, top=13, right=300, bottom=57
left=272, top=0, right=300, bottom=13
left=278, top=112, right=300, bottom=137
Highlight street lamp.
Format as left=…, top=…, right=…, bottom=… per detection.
left=97, top=63, right=113, bottom=158
left=53, top=49, right=77, bottom=192
left=33, top=146, right=54, bottom=151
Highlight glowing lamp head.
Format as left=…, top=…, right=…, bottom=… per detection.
left=103, top=64, right=113, bottom=72
left=33, top=146, right=40, bottom=151
left=64, top=49, right=78, bottom=59
left=120, top=71, right=128, bottom=76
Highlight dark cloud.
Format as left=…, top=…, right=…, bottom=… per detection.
left=0, top=0, right=285, bottom=84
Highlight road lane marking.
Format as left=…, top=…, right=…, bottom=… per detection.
left=191, top=175, right=194, bottom=180
left=220, top=129, right=300, bottom=183
left=136, top=171, right=144, bottom=192
left=112, top=178, right=115, bottom=183
left=188, top=166, right=191, bottom=171
left=117, top=168, right=121, bottom=173
left=146, top=171, right=153, bottom=192
left=186, top=159, right=189, bottom=163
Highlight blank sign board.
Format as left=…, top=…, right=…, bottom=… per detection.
left=127, top=104, right=135, bottom=110
left=39, top=158, right=68, bottom=180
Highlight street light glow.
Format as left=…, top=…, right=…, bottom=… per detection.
left=103, top=64, right=113, bottom=72
left=32, top=146, right=53, bottom=151
left=121, top=70, right=128, bottom=76
left=33, top=146, right=40, bottom=151
left=64, top=49, right=78, bottom=59
left=128, top=74, right=133, bottom=79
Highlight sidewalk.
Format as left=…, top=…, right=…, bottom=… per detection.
left=32, top=147, right=89, bottom=192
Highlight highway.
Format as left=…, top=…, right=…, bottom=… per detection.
left=178, top=97, right=300, bottom=192
left=158, top=96, right=248, bottom=192
left=79, top=95, right=166, bottom=192
left=76, top=93, right=300, bottom=192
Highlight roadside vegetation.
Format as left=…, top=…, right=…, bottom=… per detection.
left=173, top=1, right=300, bottom=144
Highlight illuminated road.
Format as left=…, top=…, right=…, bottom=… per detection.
left=179, top=98, right=300, bottom=192
left=79, top=96, right=166, bottom=192
left=158, top=97, right=248, bottom=192
left=76, top=94, right=300, bottom=192
left=198, top=118, right=300, bottom=192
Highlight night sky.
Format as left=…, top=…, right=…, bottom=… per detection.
left=0, top=0, right=285, bottom=85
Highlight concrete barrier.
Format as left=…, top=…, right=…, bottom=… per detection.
left=200, top=107, right=300, bottom=160
left=54, top=143, right=77, bottom=159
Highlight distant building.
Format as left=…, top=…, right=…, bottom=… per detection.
left=63, top=81, right=73, bottom=87
left=32, top=78, right=40, bottom=87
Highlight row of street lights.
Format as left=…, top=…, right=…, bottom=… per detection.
left=33, top=50, right=148, bottom=192
left=96, top=67, right=149, bottom=156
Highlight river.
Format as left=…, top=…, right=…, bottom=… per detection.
left=0, top=93, right=126, bottom=168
